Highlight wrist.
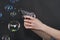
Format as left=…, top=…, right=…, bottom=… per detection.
left=40, top=23, right=47, bottom=31
left=40, top=23, right=50, bottom=33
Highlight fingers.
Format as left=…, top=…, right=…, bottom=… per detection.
left=24, top=15, right=34, bottom=29
left=24, top=22, right=33, bottom=29
left=24, top=15, right=35, bottom=20
left=24, top=19, right=33, bottom=23
left=24, top=22, right=33, bottom=26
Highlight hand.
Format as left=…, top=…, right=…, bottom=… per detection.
left=24, top=16, right=60, bottom=40
left=24, top=15, right=44, bottom=30
left=24, top=16, right=52, bottom=40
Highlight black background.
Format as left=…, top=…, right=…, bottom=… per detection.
left=0, top=0, right=60, bottom=40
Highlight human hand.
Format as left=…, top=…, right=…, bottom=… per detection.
left=24, top=16, right=52, bottom=40
left=24, top=15, right=44, bottom=30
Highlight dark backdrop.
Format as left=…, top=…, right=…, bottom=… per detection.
left=0, top=0, right=60, bottom=40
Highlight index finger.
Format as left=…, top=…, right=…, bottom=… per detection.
left=23, top=15, right=35, bottom=20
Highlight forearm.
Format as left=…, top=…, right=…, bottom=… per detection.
left=32, top=30, right=51, bottom=40
left=41, top=24, right=60, bottom=40
left=24, top=15, right=60, bottom=40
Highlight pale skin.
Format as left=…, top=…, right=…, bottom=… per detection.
left=24, top=15, right=60, bottom=40
left=32, top=30, right=51, bottom=40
